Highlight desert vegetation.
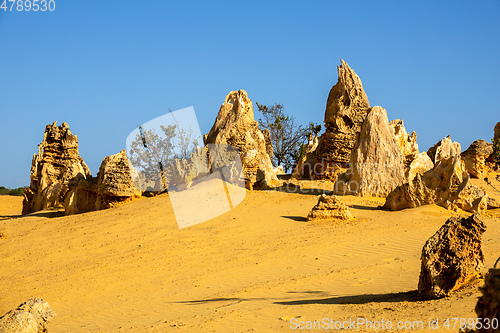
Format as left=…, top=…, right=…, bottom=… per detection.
left=0, top=186, right=24, bottom=196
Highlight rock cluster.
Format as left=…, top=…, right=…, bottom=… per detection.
left=0, top=298, right=55, bottom=333
left=22, top=121, right=91, bottom=215
left=334, top=106, right=406, bottom=197
left=475, top=265, right=500, bottom=333
left=204, top=89, right=278, bottom=188
left=384, top=155, right=487, bottom=214
left=307, top=194, right=353, bottom=221
left=64, top=150, right=140, bottom=215
left=418, top=214, right=486, bottom=299
left=461, top=139, right=494, bottom=178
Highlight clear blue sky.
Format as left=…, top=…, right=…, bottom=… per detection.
left=1, top=1, right=499, bottom=188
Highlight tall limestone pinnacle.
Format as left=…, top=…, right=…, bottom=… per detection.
left=204, top=89, right=278, bottom=188
left=293, top=59, right=371, bottom=179
left=316, top=59, right=371, bottom=165
left=22, top=121, right=91, bottom=215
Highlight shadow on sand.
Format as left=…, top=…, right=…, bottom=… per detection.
left=275, top=290, right=419, bottom=305
left=281, top=215, right=308, bottom=222
left=0, top=210, right=64, bottom=221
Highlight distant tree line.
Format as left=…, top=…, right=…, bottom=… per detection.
left=0, top=186, right=24, bottom=196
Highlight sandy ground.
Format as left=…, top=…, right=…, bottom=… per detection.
left=0, top=176, right=499, bottom=332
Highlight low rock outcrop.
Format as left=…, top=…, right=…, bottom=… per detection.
left=335, top=106, right=405, bottom=197
left=462, top=139, right=495, bottom=178
left=64, top=150, right=140, bottom=215
left=427, top=136, right=461, bottom=164
left=475, top=265, right=500, bottom=333
left=384, top=155, right=487, bottom=214
left=22, top=122, right=91, bottom=215
left=0, top=298, right=55, bottom=333
left=418, top=214, right=486, bottom=299
left=307, top=194, right=353, bottom=221
left=204, top=90, right=278, bottom=188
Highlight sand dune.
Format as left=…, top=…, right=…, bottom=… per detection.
left=1, top=178, right=499, bottom=332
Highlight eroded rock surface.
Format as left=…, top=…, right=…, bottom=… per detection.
left=299, top=60, right=370, bottom=179
left=418, top=214, right=486, bottom=299
left=64, top=150, right=140, bottom=215
left=204, top=89, right=278, bottom=188
left=475, top=267, right=500, bottom=333
left=427, top=136, right=461, bottom=164
left=461, top=139, right=494, bottom=178
left=406, top=152, right=434, bottom=181
left=22, top=121, right=91, bottom=215
left=292, top=133, right=319, bottom=179
left=307, top=194, right=353, bottom=221
left=0, top=298, right=55, bottom=333
left=389, top=119, right=419, bottom=158
left=384, top=155, right=487, bottom=214
left=335, top=106, right=405, bottom=197
left=495, top=122, right=500, bottom=142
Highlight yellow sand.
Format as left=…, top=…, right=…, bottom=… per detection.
left=0, top=176, right=499, bottom=332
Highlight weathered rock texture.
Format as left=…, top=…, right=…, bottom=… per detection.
left=295, top=60, right=370, bottom=179
left=388, top=119, right=431, bottom=180
left=292, top=133, right=319, bottom=179
left=64, top=150, right=140, bottom=215
left=384, top=155, right=488, bottom=214
left=22, top=121, right=91, bottom=215
left=418, top=213, right=486, bottom=299
left=475, top=267, right=500, bottom=333
left=427, top=136, right=461, bottom=164
left=389, top=119, right=419, bottom=158
left=406, top=152, right=434, bottom=182
left=495, top=122, right=500, bottom=142
left=335, top=106, right=405, bottom=197
left=0, top=298, right=55, bottom=333
left=167, top=147, right=211, bottom=190
left=204, top=90, right=278, bottom=188
left=461, top=139, right=494, bottom=178
left=307, top=194, right=353, bottom=221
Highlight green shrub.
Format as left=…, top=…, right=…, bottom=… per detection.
left=0, top=186, right=25, bottom=196
left=8, top=187, right=25, bottom=196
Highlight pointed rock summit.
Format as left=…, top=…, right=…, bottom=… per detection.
left=293, top=59, right=371, bottom=179
left=22, top=121, right=91, bottom=215
left=204, top=89, right=278, bottom=188
left=315, top=59, right=371, bottom=165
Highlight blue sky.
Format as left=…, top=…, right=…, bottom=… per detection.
left=1, top=1, right=499, bottom=188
